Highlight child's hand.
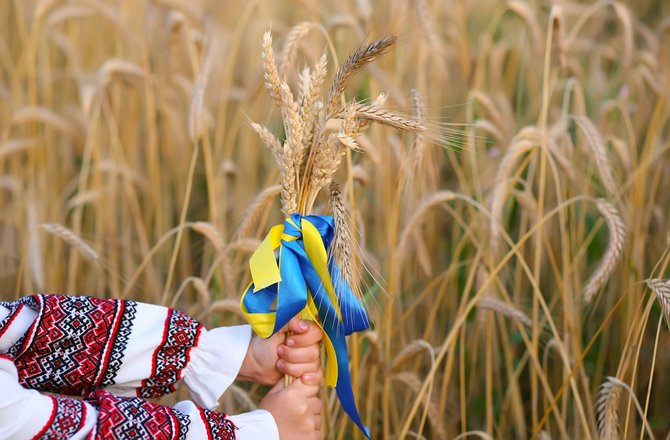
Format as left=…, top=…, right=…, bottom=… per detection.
left=259, top=372, right=323, bottom=439
left=237, top=317, right=323, bottom=385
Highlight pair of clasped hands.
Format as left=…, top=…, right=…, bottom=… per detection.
left=237, top=317, right=324, bottom=439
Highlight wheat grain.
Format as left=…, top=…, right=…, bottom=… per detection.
left=329, top=182, right=358, bottom=295
left=325, top=36, right=397, bottom=116
left=98, top=58, right=146, bottom=88
left=583, top=199, right=626, bottom=303
left=278, top=82, right=303, bottom=215
left=596, top=376, right=655, bottom=440
left=249, top=122, right=282, bottom=159
left=596, top=378, right=621, bottom=439
left=300, top=52, right=328, bottom=150
left=411, top=89, right=426, bottom=170
left=11, top=107, right=78, bottom=138
left=297, top=67, right=312, bottom=105
left=388, top=340, right=434, bottom=372
left=189, top=44, right=215, bottom=143
left=395, top=191, right=456, bottom=272
left=477, top=295, right=532, bottom=327
left=262, top=31, right=283, bottom=109
left=279, top=22, right=312, bottom=76
left=0, top=139, right=37, bottom=160
left=235, top=185, right=281, bottom=239
left=351, top=164, right=369, bottom=186
left=353, top=104, right=426, bottom=132
left=647, top=279, right=670, bottom=327
left=40, top=223, right=100, bottom=266
left=191, top=222, right=225, bottom=253
left=572, top=116, right=617, bottom=197
left=414, top=0, right=444, bottom=56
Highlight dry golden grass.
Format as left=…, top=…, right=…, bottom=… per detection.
left=2, top=0, right=670, bottom=439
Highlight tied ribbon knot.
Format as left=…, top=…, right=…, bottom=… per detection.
left=240, top=214, right=371, bottom=438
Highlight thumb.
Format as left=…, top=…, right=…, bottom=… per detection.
left=276, top=315, right=300, bottom=335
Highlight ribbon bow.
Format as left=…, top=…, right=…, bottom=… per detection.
left=240, top=214, right=370, bottom=438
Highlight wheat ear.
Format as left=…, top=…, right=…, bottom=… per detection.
left=261, top=31, right=283, bottom=109
left=329, top=182, right=358, bottom=294
left=279, top=22, right=312, bottom=76
left=40, top=223, right=100, bottom=265
left=572, top=116, right=617, bottom=197
left=647, top=279, right=670, bottom=327
left=477, top=295, right=532, bottom=327
left=278, top=82, right=303, bottom=215
left=250, top=122, right=282, bottom=160
left=325, top=36, right=397, bottom=117
left=236, top=185, right=282, bottom=239
left=583, top=199, right=626, bottom=303
left=352, top=104, right=426, bottom=132
left=596, top=376, right=655, bottom=440
left=596, top=378, right=621, bottom=440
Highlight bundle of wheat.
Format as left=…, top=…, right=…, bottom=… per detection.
left=239, top=30, right=425, bottom=438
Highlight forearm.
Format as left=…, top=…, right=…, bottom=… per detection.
left=0, top=294, right=252, bottom=408
left=0, top=355, right=278, bottom=440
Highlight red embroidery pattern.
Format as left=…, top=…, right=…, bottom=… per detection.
left=34, top=396, right=88, bottom=440
left=11, top=295, right=136, bottom=395
left=140, top=308, right=202, bottom=398
left=198, top=407, right=238, bottom=440
left=91, top=390, right=189, bottom=440
left=0, top=303, right=23, bottom=339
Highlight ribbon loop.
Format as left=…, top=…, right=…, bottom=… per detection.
left=240, top=214, right=371, bottom=438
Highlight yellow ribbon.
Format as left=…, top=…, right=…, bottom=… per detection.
left=240, top=217, right=343, bottom=387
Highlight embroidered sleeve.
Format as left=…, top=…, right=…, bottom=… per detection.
left=0, top=294, right=252, bottom=408
left=0, top=356, right=274, bottom=440
left=0, top=354, right=97, bottom=440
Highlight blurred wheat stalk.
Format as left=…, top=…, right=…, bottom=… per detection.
left=1, top=0, right=670, bottom=439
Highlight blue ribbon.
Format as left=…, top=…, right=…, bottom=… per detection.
left=242, top=214, right=371, bottom=438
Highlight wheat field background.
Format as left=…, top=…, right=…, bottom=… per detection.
left=1, top=0, right=670, bottom=439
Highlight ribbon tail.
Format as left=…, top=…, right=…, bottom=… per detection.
left=320, top=306, right=370, bottom=439
left=249, top=224, right=285, bottom=292
left=298, top=243, right=370, bottom=438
